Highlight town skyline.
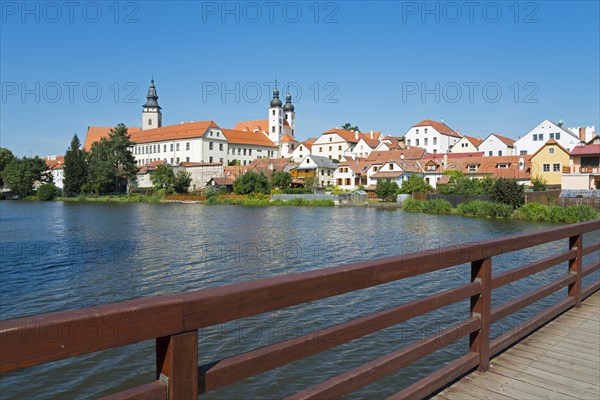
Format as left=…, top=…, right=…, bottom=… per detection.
left=1, top=1, right=599, bottom=157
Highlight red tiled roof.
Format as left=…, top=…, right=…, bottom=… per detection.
left=490, top=133, right=516, bottom=147
left=413, top=120, right=462, bottom=138
left=422, top=152, right=484, bottom=160
left=463, top=135, right=483, bottom=147
left=444, top=155, right=532, bottom=180
left=323, top=128, right=383, bottom=144
left=221, top=129, right=277, bottom=147
left=531, top=139, right=569, bottom=159
left=281, top=134, right=297, bottom=143
left=299, top=138, right=317, bottom=150
left=570, top=143, right=600, bottom=156
left=84, top=126, right=142, bottom=151
left=43, top=156, right=65, bottom=170
left=179, top=162, right=223, bottom=167
left=234, top=119, right=289, bottom=132
left=366, top=148, right=426, bottom=162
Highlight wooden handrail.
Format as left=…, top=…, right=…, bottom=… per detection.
left=1, top=219, right=599, bottom=399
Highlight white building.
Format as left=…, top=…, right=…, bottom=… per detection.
left=291, top=139, right=316, bottom=161
left=514, top=119, right=584, bottom=155
left=450, top=135, right=483, bottom=153
left=345, top=133, right=381, bottom=159
left=334, top=158, right=370, bottom=190
left=478, top=133, right=516, bottom=156
left=312, top=128, right=382, bottom=161
left=404, top=119, right=462, bottom=154
left=222, top=129, right=278, bottom=166
left=292, top=155, right=337, bottom=187
left=44, top=155, right=64, bottom=189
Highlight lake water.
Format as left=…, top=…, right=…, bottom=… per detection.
left=1, top=201, right=598, bottom=399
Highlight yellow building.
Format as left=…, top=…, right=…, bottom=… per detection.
left=530, top=139, right=570, bottom=187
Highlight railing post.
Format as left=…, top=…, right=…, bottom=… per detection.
left=156, top=330, right=198, bottom=400
left=568, top=234, right=583, bottom=307
left=470, top=257, right=491, bottom=371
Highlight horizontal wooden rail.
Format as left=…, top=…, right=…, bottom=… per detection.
left=491, top=250, right=576, bottom=289
left=285, top=317, right=480, bottom=400
left=583, top=241, right=600, bottom=256
left=198, top=282, right=481, bottom=393
left=386, top=352, right=480, bottom=400
left=491, top=274, right=576, bottom=323
left=1, top=219, right=598, bottom=399
left=583, top=261, right=600, bottom=277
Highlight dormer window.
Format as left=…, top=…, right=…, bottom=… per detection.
left=468, top=164, right=478, bottom=172
left=497, top=164, right=509, bottom=169
left=389, top=163, right=394, bottom=170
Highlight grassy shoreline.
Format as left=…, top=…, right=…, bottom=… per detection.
left=402, top=199, right=599, bottom=223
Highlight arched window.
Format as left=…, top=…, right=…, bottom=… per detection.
left=148, top=118, right=152, bottom=126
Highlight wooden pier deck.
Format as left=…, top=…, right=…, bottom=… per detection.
left=434, top=292, right=600, bottom=400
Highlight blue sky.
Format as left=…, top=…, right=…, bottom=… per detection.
left=1, top=0, right=599, bottom=157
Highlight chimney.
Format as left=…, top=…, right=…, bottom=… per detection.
left=579, top=127, right=586, bottom=141
left=370, top=130, right=373, bottom=139
left=443, top=154, right=448, bottom=167
left=355, top=130, right=359, bottom=140
left=519, top=157, right=524, bottom=171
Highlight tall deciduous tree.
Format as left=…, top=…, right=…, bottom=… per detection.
left=150, top=164, right=175, bottom=189
left=375, top=178, right=400, bottom=202
left=63, top=134, right=88, bottom=195
left=0, top=148, right=15, bottom=187
left=4, top=158, right=35, bottom=197
left=87, top=123, right=137, bottom=194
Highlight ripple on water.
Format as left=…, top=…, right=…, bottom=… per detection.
left=0, top=201, right=597, bottom=399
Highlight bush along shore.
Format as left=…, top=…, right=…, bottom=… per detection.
left=204, top=194, right=333, bottom=207
left=402, top=199, right=599, bottom=223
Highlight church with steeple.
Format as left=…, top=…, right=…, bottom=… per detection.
left=268, top=82, right=296, bottom=145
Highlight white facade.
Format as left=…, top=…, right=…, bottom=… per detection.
left=132, top=126, right=228, bottom=166
left=346, top=137, right=379, bottom=159
left=291, top=142, right=312, bottom=161
left=227, top=144, right=277, bottom=166
left=177, top=163, right=224, bottom=191
left=312, top=132, right=354, bottom=161
left=404, top=124, right=461, bottom=154
left=567, top=126, right=596, bottom=143
left=279, top=137, right=298, bottom=158
left=450, top=137, right=480, bottom=153
left=478, top=134, right=515, bottom=157
left=515, top=119, right=582, bottom=155
left=295, top=155, right=336, bottom=187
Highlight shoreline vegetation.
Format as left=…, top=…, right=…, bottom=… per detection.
left=402, top=199, right=599, bottom=223
left=13, top=193, right=599, bottom=224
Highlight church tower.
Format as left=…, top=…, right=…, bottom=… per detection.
left=268, top=83, right=283, bottom=144
left=142, top=79, right=162, bottom=130
left=283, top=93, right=295, bottom=135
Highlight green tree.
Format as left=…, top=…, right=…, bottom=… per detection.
left=228, top=159, right=240, bottom=166
left=303, top=176, right=317, bottom=191
left=150, top=164, right=175, bottom=189
left=37, top=183, right=58, bottom=200
left=234, top=171, right=270, bottom=194
left=400, top=175, right=432, bottom=194
left=375, top=178, right=400, bottom=202
left=271, top=171, right=292, bottom=189
left=27, top=156, right=52, bottom=184
left=173, top=170, right=192, bottom=193
left=341, top=123, right=360, bottom=132
left=492, top=178, right=525, bottom=208
left=63, top=134, right=88, bottom=195
left=0, top=148, right=15, bottom=187
left=4, top=158, right=35, bottom=197
left=87, top=124, right=137, bottom=193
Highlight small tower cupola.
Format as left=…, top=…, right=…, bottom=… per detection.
left=283, top=93, right=295, bottom=112
left=270, top=87, right=283, bottom=107
left=142, top=79, right=162, bottom=130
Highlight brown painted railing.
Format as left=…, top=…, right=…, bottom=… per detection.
left=1, top=220, right=599, bottom=399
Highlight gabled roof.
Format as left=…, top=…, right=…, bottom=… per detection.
left=296, top=155, right=337, bottom=170
left=366, top=148, right=426, bottom=162
left=412, top=119, right=462, bottom=138
left=422, top=152, right=484, bottom=160
left=322, top=128, right=382, bottom=144
left=337, top=158, right=372, bottom=175
left=132, top=121, right=220, bottom=144
left=84, top=126, right=142, bottom=151
left=221, top=129, right=277, bottom=147
left=462, top=135, right=483, bottom=147
left=530, top=139, right=570, bottom=159
left=43, top=156, right=65, bottom=170
left=484, top=133, right=516, bottom=147
left=444, top=155, right=532, bottom=180
left=298, top=138, right=317, bottom=150
left=281, top=134, right=297, bottom=143
left=570, top=143, right=600, bottom=156
left=234, top=119, right=289, bottom=132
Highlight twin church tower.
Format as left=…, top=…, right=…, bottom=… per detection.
left=140, top=79, right=296, bottom=145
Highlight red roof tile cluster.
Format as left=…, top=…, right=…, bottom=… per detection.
left=84, top=126, right=142, bottom=151
left=43, top=156, right=64, bottom=170
left=323, top=128, right=383, bottom=143
left=413, top=120, right=462, bottom=138
left=422, top=152, right=484, bottom=160
left=570, top=143, right=600, bottom=156
left=221, top=129, right=277, bottom=147
left=443, top=155, right=532, bottom=180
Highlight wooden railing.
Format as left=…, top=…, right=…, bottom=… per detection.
left=1, top=220, right=599, bottom=399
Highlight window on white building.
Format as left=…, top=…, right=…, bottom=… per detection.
left=209, top=142, right=213, bottom=150
left=209, top=157, right=213, bottom=163
left=539, top=134, right=543, bottom=141
left=424, top=128, right=428, bottom=134
left=533, top=134, right=538, bottom=141
left=176, top=143, right=180, bottom=151
left=416, top=139, right=419, bottom=146
left=520, top=150, right=527, bottom=155
left=433, top=137, right=437, bottom=145
left=219, top=143, right=223, bottom=151
left=498, top=151, right=502, bottom=156
left=556, top=132, right=561, bottom=139
left=170, top=144, right=174, bottom=151
left=424, top=138, right=428, bottom=146
left=186, top=157, right=190, bottom=162
left=186, top=142, right=190, bottom=150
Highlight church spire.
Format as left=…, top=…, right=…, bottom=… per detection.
left=143, top=79, right=161, bottom=109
